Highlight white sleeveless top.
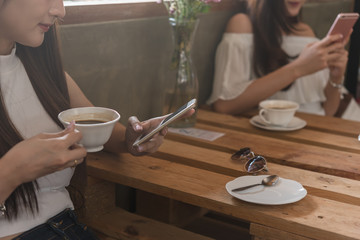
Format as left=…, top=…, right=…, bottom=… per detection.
left=0, top=48, right=74, bottom=237
left=207, top=33, right=329, bottom=115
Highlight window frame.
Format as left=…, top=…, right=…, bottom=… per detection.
left=62, top=0, right=241, bottom=25
left=62, top=0, right=348, bottom=25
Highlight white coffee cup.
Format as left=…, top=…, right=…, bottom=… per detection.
left=259, top=100, right=299, bottom=126
left=58, top=107, right=120, bottom=152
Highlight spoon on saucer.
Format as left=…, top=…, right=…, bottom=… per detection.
left=231, top=175, right=279, bottom=192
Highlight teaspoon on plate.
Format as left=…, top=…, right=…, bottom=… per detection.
left=231, top=175, right=279, bottom=192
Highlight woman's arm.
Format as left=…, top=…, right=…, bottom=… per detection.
left=213, top=61, right=301, bottom=114
left=0, top=158, right=20, bottom=203
left=323, top=30, right=351, bottom=116
left=323, top=47, right=348, bottom=116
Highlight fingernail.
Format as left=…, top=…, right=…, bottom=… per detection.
left=135, top=124, right=142, bottom=131
left=163, top=127, right=168, bottom=136
left=67, top=120, right=75, bottom=130
left=137, top=145, right=144, bottom=152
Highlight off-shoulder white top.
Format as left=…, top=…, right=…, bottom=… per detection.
left=207, top=33, right=330, bottom=115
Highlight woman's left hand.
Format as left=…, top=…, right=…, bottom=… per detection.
left=125, top=116, right=167, bottom=156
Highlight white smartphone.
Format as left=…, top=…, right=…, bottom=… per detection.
left=327, top=13, right=359, bottom=38
left=132, top=98, right=197, bottom=147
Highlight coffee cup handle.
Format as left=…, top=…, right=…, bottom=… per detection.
left=259, top=109, right=272, bottom=125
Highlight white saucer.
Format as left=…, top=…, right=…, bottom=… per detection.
left=226, top=175, right=307, bottom=205
left=250, top=115, right=306, bottom=131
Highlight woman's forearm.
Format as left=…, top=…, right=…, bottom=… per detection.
left=103, top=122, right=127, bottom=154
left=213, top=61, right=301, bottom=115
left=0, top=157, right=21, bottom=203
left=323, top=80, right=342, bottom=116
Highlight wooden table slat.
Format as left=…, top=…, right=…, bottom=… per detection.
left=196, top=110, right=360, bottom=151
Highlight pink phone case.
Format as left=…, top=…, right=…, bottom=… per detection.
left=327, top=13, right=359, bottom=38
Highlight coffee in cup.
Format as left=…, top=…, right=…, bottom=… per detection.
left=259, top=100, right=299, bottom=126
left=58, top=107, right=120, bottom=152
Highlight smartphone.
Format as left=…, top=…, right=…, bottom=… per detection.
left=327, top=13, right=359, bottom=39
left=132, top=98, right=197, bottom=147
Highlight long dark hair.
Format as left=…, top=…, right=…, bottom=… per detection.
left=1, top=23, right=70, bottom=220
left=247, top=0, right=301, bottom=79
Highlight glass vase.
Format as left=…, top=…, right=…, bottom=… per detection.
left=163, top=17, right=199, bottom=128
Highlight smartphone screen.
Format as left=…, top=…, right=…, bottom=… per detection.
left=162, top=101, right=190, bottom=124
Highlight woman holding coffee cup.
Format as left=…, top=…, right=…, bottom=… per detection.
left=207, top=0, right=360, bottom=121
left=0, top=1, right=193, bottom=239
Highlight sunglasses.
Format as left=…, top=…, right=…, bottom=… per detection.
left=231, top=147, right=268, bottom=173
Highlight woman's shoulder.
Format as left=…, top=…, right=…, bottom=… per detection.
left=293, top=22, right=316, bottom=37
left=225, top=13, right=253, bottom=34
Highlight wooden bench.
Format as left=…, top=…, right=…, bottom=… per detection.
left=79, top=176, right=215, bottom=240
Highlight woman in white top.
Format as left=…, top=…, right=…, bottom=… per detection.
left=0, top=0, right=193, bottom=239
left=207, top=0, right=359, bottom=120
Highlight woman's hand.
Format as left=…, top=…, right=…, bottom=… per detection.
left=125, top=109, right=195, bottom=156
left=2, top=124, right=87, bottom=186
left=293, top=34, right=345, bottom=77
left=125, top=116, right=167, bottom=156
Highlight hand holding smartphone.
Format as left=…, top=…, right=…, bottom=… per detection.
left=327, top=13, right=359, bottom=40
left=132, top=98, right=197, bottom=147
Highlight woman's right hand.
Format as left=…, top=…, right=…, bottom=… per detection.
left=2, top=123, right=87, bottom=186
left=293, top=34, right=345, bottom=77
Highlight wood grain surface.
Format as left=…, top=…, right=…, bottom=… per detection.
left=87, top=109, right=360, bottom=240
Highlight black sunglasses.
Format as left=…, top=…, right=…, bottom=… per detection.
left=231, top=147, right=268, bottom=173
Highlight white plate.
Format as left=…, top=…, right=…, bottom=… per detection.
left=226, top=175, right=307, bottom=205
left=250, top=115, right=306, bottom=131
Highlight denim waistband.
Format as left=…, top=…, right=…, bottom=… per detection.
left=13, top=208, right=99, bottom=240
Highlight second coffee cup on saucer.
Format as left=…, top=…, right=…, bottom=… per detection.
left=259, top=100, right=299, bottom=126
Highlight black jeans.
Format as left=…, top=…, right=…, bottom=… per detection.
left=12, top=209, right=99, bottom=240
